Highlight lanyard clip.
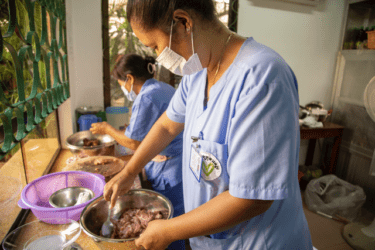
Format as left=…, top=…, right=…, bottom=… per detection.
left=191, top=136, right=199, bottom=143
left=191, top=132, right=204, bottom=143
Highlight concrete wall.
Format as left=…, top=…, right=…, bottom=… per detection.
left=64, top=0, right=104, bottom=135
left=59, top=0, right=104, bottom=147
left=238, top=0, right=346, bottom=165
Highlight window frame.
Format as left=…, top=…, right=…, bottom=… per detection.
left=0, top=0, right=67, bottom=241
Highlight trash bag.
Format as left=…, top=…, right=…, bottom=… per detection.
left=305, top=174, right=366, bottom=221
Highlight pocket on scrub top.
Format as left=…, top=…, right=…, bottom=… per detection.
left=189, top=234, right=243, bottom=250
left=197, top=140, right=229, bottom=183
left=193, top=140, right=229, bottom=201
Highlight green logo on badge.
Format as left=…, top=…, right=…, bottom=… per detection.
left=203, top=161, right=215, bottom=176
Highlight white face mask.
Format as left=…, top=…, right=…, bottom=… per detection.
left=121, top=80, right=137, bottom=102
left=156, top=21, right=203, bottom=76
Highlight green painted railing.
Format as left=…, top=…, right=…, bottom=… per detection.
left=0, top=0, right=69, bottom=159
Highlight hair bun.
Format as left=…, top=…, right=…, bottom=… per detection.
left=144, top=56, right=156, bottom=65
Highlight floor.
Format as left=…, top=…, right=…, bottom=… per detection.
left=302, top=191, right=375, bottom=250
left=184, top=192, right=375, bottom=250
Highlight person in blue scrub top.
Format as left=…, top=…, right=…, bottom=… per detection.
left=90, top=54, right=185, bottom=250
left=103, top=1, right=314, bottom=249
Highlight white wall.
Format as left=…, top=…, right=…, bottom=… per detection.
left=58, top=98, right=73, bottom=149
left=238, top=0, right=345, bottom=165
left=65, top=0, right=104, bottom=133
left=238, top=0, right=345, bottom=108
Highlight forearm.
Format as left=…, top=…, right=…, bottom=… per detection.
left=121, top=112, right=184, bottom=177
left=105, top=126, right=141, bottom=151
left=165, top=191, right=273, bottom=241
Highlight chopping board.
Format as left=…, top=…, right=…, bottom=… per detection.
left=63, top=156, right=125, bottom=182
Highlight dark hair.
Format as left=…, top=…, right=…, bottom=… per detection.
left=126, top=0, right=216, bottom=31
left=112, top=54, right=156, bottom=81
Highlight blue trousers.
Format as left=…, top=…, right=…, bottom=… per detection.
left=157, top=182, right=185, bottom=250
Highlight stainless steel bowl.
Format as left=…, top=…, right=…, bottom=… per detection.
left=66, top=131, right=116, bottom=156
left=80, top=189, right=173, bottom=250
left=305, top=101, right=324, bottom=110
left=49, top=187, right=95, bottom=208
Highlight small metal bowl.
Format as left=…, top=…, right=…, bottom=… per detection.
left=49, top=187, right=95, bottom=208
left=66, top=130, right=116, bottom=157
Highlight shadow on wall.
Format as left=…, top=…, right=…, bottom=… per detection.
left=245, top=0, right=328, bottom=14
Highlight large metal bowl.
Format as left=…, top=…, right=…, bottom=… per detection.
left=80, top=189, right=173, bottom=250
left=66, top=131, right=116, bottom=156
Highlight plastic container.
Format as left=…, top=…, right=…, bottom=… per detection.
left=18, top=171, right=106, bottom=223
left=75, top=106, right=106, bottom=131
left=77, top=114, right=102, bottom=131
left=2, top=218, right=81, bottom=250
left=105, top=107, right=129, bottom=130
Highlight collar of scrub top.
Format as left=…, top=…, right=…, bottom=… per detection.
left=139, top=78, right=155, bottom=93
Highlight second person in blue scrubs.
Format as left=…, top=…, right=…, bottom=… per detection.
left=90, top=54, right=185, bottom=250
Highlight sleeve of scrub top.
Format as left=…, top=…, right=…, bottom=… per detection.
left=125, top=96, right=161, bottom=141
left=166, top=76, right=189, bottom=123
left=227, top=71, right=299, bottom=201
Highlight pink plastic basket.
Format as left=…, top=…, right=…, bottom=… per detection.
left=18, top=171, right=105, bottom=223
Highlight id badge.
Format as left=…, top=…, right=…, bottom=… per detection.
left=190, top=145, right=202, bottom=182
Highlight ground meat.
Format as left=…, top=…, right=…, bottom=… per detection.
left=111, top=208, right=168, bottom=239
left=83, top=138, right=100, bottom=147
left=93, top=158, right=111, bottom=165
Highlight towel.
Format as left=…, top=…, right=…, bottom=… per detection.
left=303, top=116, right=323, bottom=128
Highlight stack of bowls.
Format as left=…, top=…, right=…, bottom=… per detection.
left=18, top=171, right=106, bottom=223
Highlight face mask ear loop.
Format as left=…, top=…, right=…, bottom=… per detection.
left=169, top=20, right=173, bottom=48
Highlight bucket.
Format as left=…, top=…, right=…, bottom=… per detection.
left=75, top=106, right=105, bottom=131
left=105, top=107, right=129, bottom=130
left=77, top=114, right=102, bottom=131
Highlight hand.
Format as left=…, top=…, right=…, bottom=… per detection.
left=135, top=219, right=174, bottom=250
left=103, top=170, right=137, bottom=209
left=90, top=122, right=111, bottom=135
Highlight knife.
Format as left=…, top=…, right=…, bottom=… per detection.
left=316, top=211, right=351, bottom=224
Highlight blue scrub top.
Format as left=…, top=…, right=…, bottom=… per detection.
left=166, top=38, right=313, bottom=249
left=126, top=78, right=183, bottom=190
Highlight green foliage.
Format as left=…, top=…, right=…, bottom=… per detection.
left=0, top=1, right=9, bottom=21
left=34, top=1, right=42, bottom=38
left=0, top=0, right=44, bottom=115
left=1, top=0, right=68, bottom=158
left=108, top=3, right=155, bottom=70
left=15, top=0, right=29, bottom=38
left=108, top=2, right=157, bottom=101
left=38, top=59, right=47, bottom=90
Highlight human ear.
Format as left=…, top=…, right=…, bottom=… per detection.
left=126, top=74, right=135, bottom=85
left=173, top=9, right=193, bottom=34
